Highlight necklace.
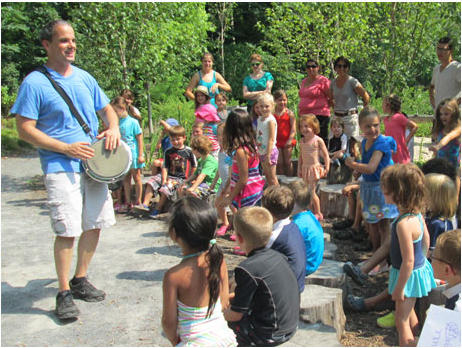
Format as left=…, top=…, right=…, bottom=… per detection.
left=182, top=251, right=203, bottom=260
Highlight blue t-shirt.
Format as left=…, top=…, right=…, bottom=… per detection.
left=425, top=215, right=453, bottom=250
left=268, top=218, right=307, bottom=293
left=161, top=136, right=172, bottom=153
left=243, top=72, right=274, bottom=106
left=119, top=116, right=144, bottom=169
left=292, top=211, right=324, bottom=275
left=361, top=135, right=395, bottom=182
left=10, top=65, right=110, bottom=174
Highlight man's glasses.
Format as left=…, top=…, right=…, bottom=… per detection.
left=306, top=65, right=317, bottom=69
left=336, top=64, right=348, bottom=69
left=250, top=63, right=261, bottom=67
left=436, top=47, right=450, bottom=52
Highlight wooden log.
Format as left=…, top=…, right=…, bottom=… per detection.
left=319, top=184, right=348, bottom=218
left=300, top=284, right=346, bottom=340
left=323, top=241, right=338, bottom=260
left=316, top=179, right=328, bottom=197
left=305, top=259, right=347, bottom=301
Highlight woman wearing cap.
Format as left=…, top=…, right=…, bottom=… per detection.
left=298, top=58, right=331, bottom=145
left=327, top=56, right=370, bottom=146
left=243, top=53, right=274, bottom=112
left=185, top=52, right=232, bottom=109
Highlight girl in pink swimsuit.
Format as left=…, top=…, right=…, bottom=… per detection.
left=298, top=114, right=330, bottom=220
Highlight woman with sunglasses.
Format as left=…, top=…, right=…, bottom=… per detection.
left=243, top=53, right=274, bottom=112
left=327, top=56, right=370, bottom=150
left=185, top=52, right=232, bottom=109
left=298, top=58, right=331, bottom=145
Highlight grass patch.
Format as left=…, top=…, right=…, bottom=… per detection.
left=1, top=118, right=33, bottom=155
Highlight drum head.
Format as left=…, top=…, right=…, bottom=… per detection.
left=84, top=140, right=132, bottom=183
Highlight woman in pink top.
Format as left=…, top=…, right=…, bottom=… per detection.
left=382, top=94, right=418, bottom=164
left=298, top=58, right=331, bottom=145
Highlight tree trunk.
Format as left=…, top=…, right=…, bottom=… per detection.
left=145, top=81, right=153, bottom=136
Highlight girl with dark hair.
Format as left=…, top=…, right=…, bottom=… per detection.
left=382, top=94, right=418, bottom=164
left=217, top=108, right=265, bottom=212
left=162, top=197, right=237, bottom=347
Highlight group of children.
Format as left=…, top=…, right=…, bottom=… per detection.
left=110, top=84, right=460, bottom=346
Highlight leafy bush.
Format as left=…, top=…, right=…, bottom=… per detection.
left=1, top=86, right=17, bottom=117
left=1, top=117, right=33, bottom=154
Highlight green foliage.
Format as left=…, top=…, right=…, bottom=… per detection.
left=1, top=117, right=33, bottom=153
left=1, top=86, right=17, bottom=116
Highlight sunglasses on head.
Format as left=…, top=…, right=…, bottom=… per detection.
left=336, top=64, right=348, bottom=69
left=306, top=64, right=317, bottom=69
left=250, top=62, right=261, bottom=67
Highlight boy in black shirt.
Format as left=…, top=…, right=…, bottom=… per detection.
left=135, top=125, right=196, bottom=217
left=224, top=206, right=300, bottom=346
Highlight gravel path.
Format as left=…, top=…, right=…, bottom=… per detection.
left=1, top=153, right=340, bottom=347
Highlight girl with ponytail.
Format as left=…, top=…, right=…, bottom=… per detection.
left=161, top=197, right=237, bottom=347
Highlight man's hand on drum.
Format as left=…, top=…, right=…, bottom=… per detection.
left=97, top=126, right=121, bottom=151
left=64, top=141, right=95, bottom=160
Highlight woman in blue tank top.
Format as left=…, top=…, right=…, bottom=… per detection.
left=185, top=52, right=232, bottom=108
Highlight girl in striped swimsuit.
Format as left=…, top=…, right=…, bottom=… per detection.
left=161, top=197, right=237, bottom=347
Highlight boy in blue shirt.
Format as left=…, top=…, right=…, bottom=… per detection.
left=289, top=179, right=324, bottom=275
left=262, top=185, right=307, bottom=292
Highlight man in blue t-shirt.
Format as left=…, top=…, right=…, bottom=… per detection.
left=10, top=20, right=120, bottom=320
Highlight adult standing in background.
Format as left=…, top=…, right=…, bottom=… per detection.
left=429, top=37, right=461, bottom=140
left=429, top=37, right=461, bottom=110
left=327, top=56, right=370, bottom=152
left=11, top=20, right=120, bottom=320
left=185, top=52, right=232, bottom=108
left=243, top=53, right=274, bottom=112
left=298, top=58, right=331, bottom=146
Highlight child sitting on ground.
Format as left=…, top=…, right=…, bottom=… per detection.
left=151, top=118, right=179, bottom=176
left=135, top=125, right=196, bottom=218
left=224, top=207, right=300, bottom=347
left=262, top=185, right=307, bottom=292
left=431, top=229, right=461, bottom=311
left=289, top=179, right=325, bottom=276
left=161, top=197, right=237, bottom=346
left=178, top=135, right=220, bottom=199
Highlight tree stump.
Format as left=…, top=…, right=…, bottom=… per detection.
left=324, top=233, right=331, bottom=243
left=315, top=179, right=328, bottom=197
left=416, top=283, right=448, bottom=326
left=323, top=241, right=338, bottom=260
left=305, top=259, right=347, bottom=301
left=300, top=284, right=346, bottom=340
left=319, top=184, right=348, bottom=218
left=326, top=164, right=352, bottom=184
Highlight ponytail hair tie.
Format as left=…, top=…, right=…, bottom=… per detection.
left=209, top=239, right=217, bottom=246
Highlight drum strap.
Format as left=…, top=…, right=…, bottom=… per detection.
left=35, top=66, right=93, bottom=138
